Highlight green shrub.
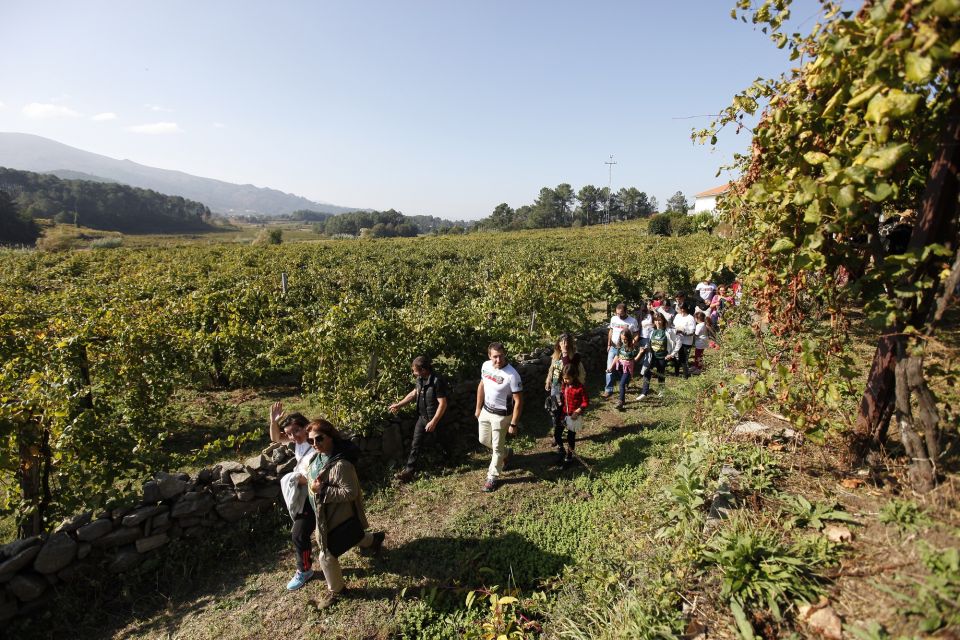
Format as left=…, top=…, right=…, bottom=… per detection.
left=647, top=214, right=672, bottom=236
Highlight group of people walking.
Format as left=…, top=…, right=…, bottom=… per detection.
left=269, top=281, right=737, bottom=605
left=602, top=281, right=737, bottom=410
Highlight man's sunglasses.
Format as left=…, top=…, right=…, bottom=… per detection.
left=307, top=434, right=328, bottom=445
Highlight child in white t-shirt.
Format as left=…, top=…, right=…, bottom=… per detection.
left=693, top=311, right=710, bottom=371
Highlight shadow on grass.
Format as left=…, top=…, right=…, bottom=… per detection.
left=381, top=531, right=571, bottom=589
left=9, top=508, right=291, bottom=640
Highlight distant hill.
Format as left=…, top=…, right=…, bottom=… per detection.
left=0, top=132, right=360, bottom=217
left=45, top=169, right=117, bottom=184
left=0, top=167, right=214, bottom=234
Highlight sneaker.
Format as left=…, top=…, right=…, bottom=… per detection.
left=555, top=447, right=566, bottom=464
left=635, top=394, right=647, bottom=401
left=502, top=447, right=514, bottom=471
left=315, top=587, right=347, bottom=610
left=616, top=402, right=625, bottom=411
left=483, top=478, right=499, bottom=492
left=563, top=453, right=574, bottom=467
left=394, top=468, right=415, bottom=483
left=286, top=569, right=314, bottom=591
left=600, top=391, right=612, bottom=399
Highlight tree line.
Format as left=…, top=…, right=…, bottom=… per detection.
left=0, top=167, right=214, bottom=240
left=478, top=184, right=693, bottom=231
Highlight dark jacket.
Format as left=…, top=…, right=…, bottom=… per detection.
left=416, top=372, right=448, bottom=421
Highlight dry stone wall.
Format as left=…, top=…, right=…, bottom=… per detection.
left=0, top=328, right=608, bottom=621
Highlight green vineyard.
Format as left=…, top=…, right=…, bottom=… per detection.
left=0, top=223, right=723, bottom=536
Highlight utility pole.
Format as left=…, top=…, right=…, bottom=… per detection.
left=604, top=155, right=617, bottom=224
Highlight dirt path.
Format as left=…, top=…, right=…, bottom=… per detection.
left=100, top=378, right=681, bottom=640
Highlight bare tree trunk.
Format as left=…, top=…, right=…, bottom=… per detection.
left=17, top=419, right=43, bottom=537
left=852, top=334, right=900, bottom=454
left=894, top=346, right=936, bottom=492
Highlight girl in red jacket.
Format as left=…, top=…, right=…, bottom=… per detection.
left=560, top=364, right=588, bottom=466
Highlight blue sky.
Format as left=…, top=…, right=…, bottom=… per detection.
left=0, top=1, right=834, bottom=220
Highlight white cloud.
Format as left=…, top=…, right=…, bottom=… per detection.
left=0, top=101, right=6, bottom=109
left=127, top=121, right=182, bottom=134
left=92, top=112, right=118, bottom=121
left=212, top=122, right=226, bottom=129
left=145, top=103, right=174, bottom=113
left=22, top=102, right=81, bottom=119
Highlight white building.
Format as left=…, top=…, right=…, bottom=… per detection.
left=693, top=183, right=731, bottom=214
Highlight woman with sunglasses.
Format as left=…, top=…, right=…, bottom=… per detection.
left=305, top=419, right=385, bottom=608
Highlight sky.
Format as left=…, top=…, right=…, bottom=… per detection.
left=0, top=1, right=836, bottom=220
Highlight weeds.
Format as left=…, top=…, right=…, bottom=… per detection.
left=878, top=499, right=930, bottom=533
left=905, top=543, right=960, bottom=632
left=700, top=515, right=837, bottom=626
left=777, top=493, right=858, bottom=531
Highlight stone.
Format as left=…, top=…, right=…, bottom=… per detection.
left=155, top=472, right=188, bottom=500
left=151, top=512, right=171, bottom=529
left=824, top=524, right=853, bottom=543
left=122, top=505, right=165, bottom=527
left=0, top=545, right=42, bottom=583
left=245, top=454, right=270, bottom=472
left=141, top=480, right=162, bottom=504
left=217, top=492, right=239, bottom=504
left=255, top=484, right=281, bottom=499
left=33, top=532, right=77, bottom=574
left=170, top=492, right=215, bottom=518
left=270, top=448, right=289, bottom=464
left=135, top=533, right=169, bottom=553
left=108, top=547, right=143, bottom=573
left=0, top=592, right=17, bottom=621
left=111, top=507, right=133, bottom=523
left=217, top=461, right=245, bottom=475
left=276, top=458, right=296, bottom=475
left=92, top=526, right=142, bottom=549
left=229, top=471, right=254, bottom=487
left=0, top=536, right=41, bottom=561
left=381, top=423, right=404, bottom=462
left=56, top=511, right=92, bottom=534
left=798, top=601, right=843, bottom=640
left=76, top=519, right=114, bottom=542
left=8, top=573, right=48, bottom=601
left=215, top=500, right=258, bottom=523
left=196, top=468, right=213, bottom=484
left=236, top=488, right=257, bottom=502
left=262, top=441, right=284, bottom=455
left=76, top=542, right=92, bottom=560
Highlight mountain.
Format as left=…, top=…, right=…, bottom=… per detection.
left=0, top=132, right=359, bottom=216
left=0, top=166, right=214, bottom=234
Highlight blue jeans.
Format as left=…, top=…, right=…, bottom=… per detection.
left=604, top=346, right=618, bottom=393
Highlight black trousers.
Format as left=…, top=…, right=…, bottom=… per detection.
left=641, top=357, right=667, bottom=395
left=404, top=415, right=435, bottom=472
left=291, top=499, right=316, bottom=571
left=553, top=419, right=576, bottom=450
left=674, top=344, right=691, bottom=379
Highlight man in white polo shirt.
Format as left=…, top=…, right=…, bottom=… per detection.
left=475, top=342, right=523, bottom=493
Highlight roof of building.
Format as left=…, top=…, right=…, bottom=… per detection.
left=694, top=183, right=732, bottom=198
